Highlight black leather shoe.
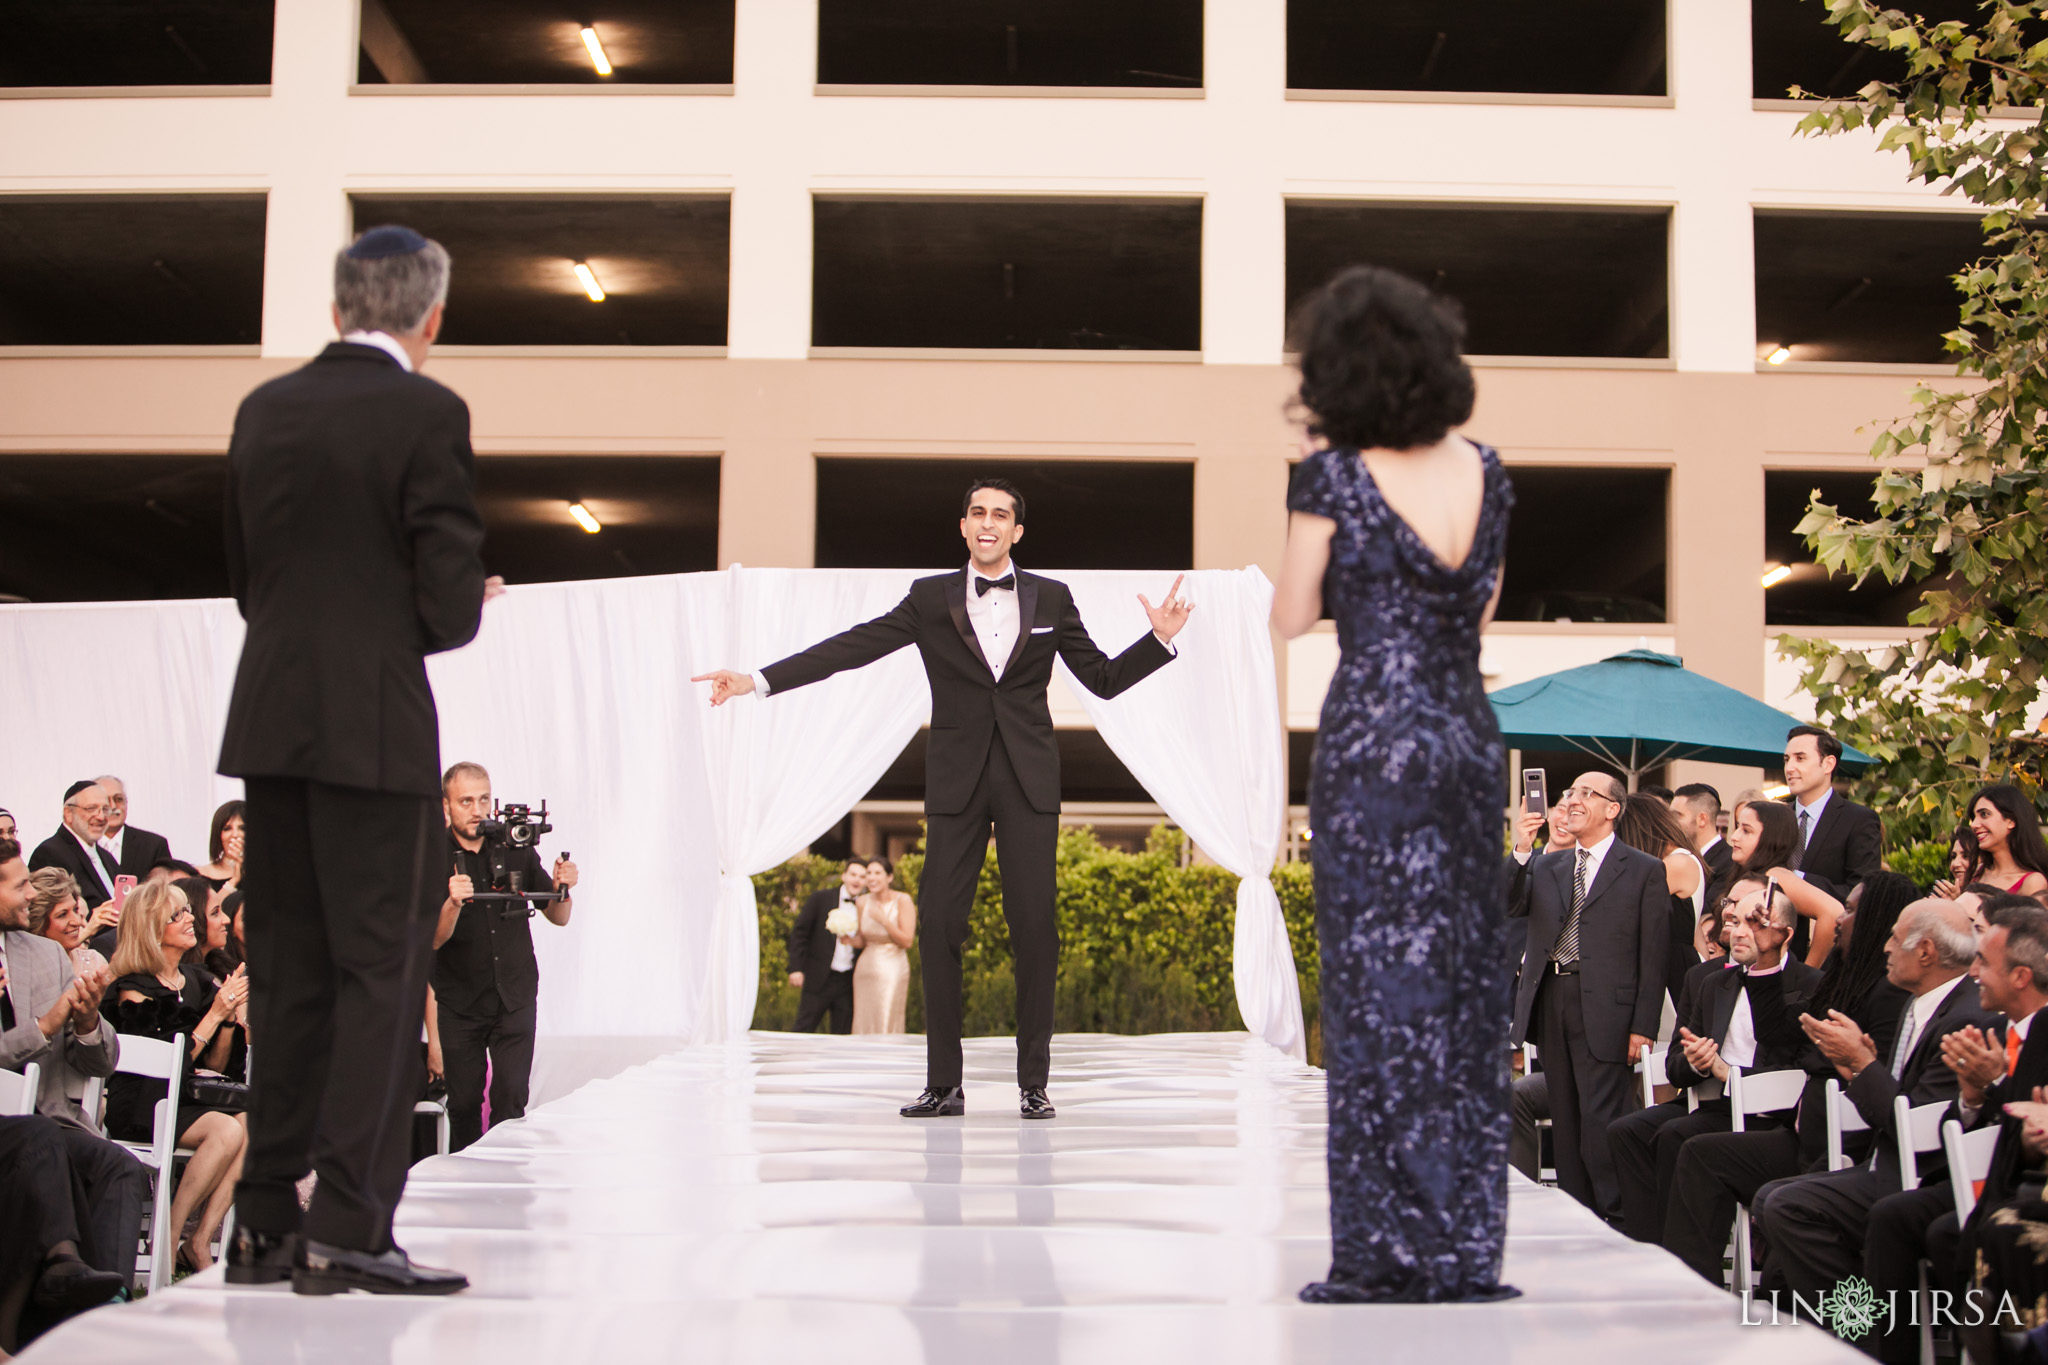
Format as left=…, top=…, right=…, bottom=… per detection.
left=32, top=1256, right=126, bottom=1313
left=292, top=1240, right=469, bottom=1296
left=224, top=1225, right=299, bottom=1285
left=900, top=1086, right=965, bottom=1118
left=1020, top=1087, right=1056, bottom=1120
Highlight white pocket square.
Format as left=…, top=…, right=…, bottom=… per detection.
left=1031, top=626, right=1055, bottom=634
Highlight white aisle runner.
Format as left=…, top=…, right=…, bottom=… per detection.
left=23, top=1033, right=1855, bottom=1364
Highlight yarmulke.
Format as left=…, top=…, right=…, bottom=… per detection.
left=346, top=225, right=429, bottom=260
left=63, top=779, right=99, bottom=801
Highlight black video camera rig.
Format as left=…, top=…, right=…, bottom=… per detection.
left=465, top=801, right=569, bottom=916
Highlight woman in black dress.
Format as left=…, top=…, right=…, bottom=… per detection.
left=105, top=880, right=250, bottom=1272
left=1272, top=266, right=1517, bottom=1303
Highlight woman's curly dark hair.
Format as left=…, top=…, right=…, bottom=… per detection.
left=1289, top=265, right=1475, bottom=452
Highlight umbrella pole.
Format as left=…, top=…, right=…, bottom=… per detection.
left=1628, top=738, right=1639, bottom=792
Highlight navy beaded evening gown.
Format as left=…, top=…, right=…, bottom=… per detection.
left=1290, top=441, right=1517, bottom=1304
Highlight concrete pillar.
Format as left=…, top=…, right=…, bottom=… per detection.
left=716, top=359, right=815, bottom=567
left=260, top=0, right=359, bottom=357
left=1199, top=0, right=1287, bottom=365
left=726, top=0, right=816, bottom=360
left=1667, top=0, right=1758, bottom=373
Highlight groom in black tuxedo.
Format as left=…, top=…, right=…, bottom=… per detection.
left=697, top=479, right=1191, bottom=1119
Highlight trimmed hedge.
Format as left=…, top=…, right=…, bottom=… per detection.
left=753, top=825, right=1325, bottom=1063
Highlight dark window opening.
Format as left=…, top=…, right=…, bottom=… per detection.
left=1289, top=0, right=1664, bottom=97
left=815, top=458, right=1192, bottom=571
left=813, top=197, right=1202, bottom=351
left=1286, top=202, right=1670, bottom=359
left=1764, top=470, right=1924, bottom=627
left=1496, top=467, right=1667, bottom=622
left=0, top=195, right=266, bottom=346
left=818, top=0, right=1200, bottom=88
left=0, top=1, right=274, bottom=86
left=1754, top=210, right=1984, bottom=365
left=357, top=0, right=733, bottom=84
left=348, top=195, right=729, bottom=346
left=475, top=456, right=720, bottom=583
left=1289, top=730, right=1315, bottom=805
left=1751, top=0, right=1999, bottom=100
left=865, top=727, right=1150, bottom=804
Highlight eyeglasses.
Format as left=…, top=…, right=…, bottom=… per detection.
left=1562, top=785, right=1620, bottom=806
left=65, top=802, right=108, bottom=817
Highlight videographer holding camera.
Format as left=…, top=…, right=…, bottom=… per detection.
left=432, top=762, right=577, bottom=1152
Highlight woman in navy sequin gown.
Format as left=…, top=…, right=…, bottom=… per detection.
left=1273, top=266, right=1517, bottom=1304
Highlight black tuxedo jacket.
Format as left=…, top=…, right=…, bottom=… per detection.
left=788, top=887, right=861, bottom=989
left=1848, top=979, right=1999, bottom=1185
left=27, top=828, right=119, bottom=908
left=1508, top=840, right=1670, bottom=1063
left=1788, top=793, right=1884, bottom=900
left=1666, top=958, right=1823, bottom=1092
left=761, top=568, right=1173, bottom=815
left=217, top=343, right=488, bottom=797
left=1700, top=837, right=1734, bottom=883
left=109, top=826, right=172, bottom=880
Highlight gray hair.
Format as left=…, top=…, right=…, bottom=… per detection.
left=334, top=233, right=451, bottom=335
left=1989, top=904, right=2048, bottom=990
left=1899, top=902, right=1977, bottom=970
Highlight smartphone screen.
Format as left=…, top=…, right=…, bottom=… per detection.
left=113, top=874, right=137, bottom=911
left=1522, top=768, right=1548, bottom=814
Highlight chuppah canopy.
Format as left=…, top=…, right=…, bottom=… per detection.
left=0, top=566, right=1298, bottom=1056
left=1488, top=648, right=1874, bottom=787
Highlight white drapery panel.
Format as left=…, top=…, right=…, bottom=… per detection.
left=1054, top=570, right=1302, bottom=1060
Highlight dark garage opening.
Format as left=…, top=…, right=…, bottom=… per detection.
left=1, top=1, right=274, bottom=86
left=1763, top=470, right=1923, bottom=627
left=1287, top=202, right=1670, bottom=359
left=474, top=456, right=720, bottom=583
left=357, top=0, right=733, bottom=84
left=1751, top=0, right=1992, bottom=100
left=1289, top=0, right=1664, bottom=97
left=815, top=458, right=1193, bottom=571
left=0, top=195, right=266, bottom=346
left=813, top=197, right=1202, bottom=351
left=348, top=195, right=729, bottom=346
left=1496, top=467, right=1667, bottom=622
left=819, top=0, right=1200, bottom=88
left=1754, top=210, right=1984, bottom=365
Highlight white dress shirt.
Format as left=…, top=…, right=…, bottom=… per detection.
left=1795, top=787, right=1832, bottom=848
left=963, top=564, right=1021, bottom=680
left=99, top=827, right=125, bottom=866
left=69, top=827, right=116, bottom=898
left=341, top=329, right=415, bottom=373
left=1890, top=972, right=1964, bottom=1079
left=1693, top=956, right=1786, bottom=1101
left=830, top=888, right=857, bottom=973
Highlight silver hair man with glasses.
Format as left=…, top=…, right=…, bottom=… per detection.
left=1509, top=770, right=1670, bottom=1224
left=28, top=780, right=122, bottom=910
left=216, top=225, right=501, bottom=1296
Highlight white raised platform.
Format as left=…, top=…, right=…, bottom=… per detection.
left=22, top=1032, right=1856, bottom=1363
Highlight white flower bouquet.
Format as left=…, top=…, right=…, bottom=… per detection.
left=825, top=905, right=860, bottom=937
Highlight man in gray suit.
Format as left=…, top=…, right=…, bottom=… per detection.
left=0, top=837, right=145, bottom=1290
left=1509, top=773, right=1669, bottom=1223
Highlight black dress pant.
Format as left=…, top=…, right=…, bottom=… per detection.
left=1533, top=971, right=1640, bottom=1220
left=1607, top=1097, right=1733, bottom=1242
left=440, top=995, right=538, bottom=1153
left=57, top=1126, right=143, bottom=1287
left=918, top=733, right=1058, bottom=1090
left=238, top=777, right=441, bottom=1253
left=1861, top=1184, right=1960, bottom=1363
left=1509, top=1072, right=1549, bottom=1182
left=1753, top=1165, right=1896, bottom=1305
left=793, top=968, right=853, bottom=1035
left=0, top=1118, right=144, bottom=1294
left=1664, top=1124, right=1802, bottom=1284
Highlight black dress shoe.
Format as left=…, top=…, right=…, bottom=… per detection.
left=292, top=1240, right=469, bottom=1297
left=31, top=1256, right=126, bottom=1313
left=1019, top=1087, right=1056, bottom=1120
left=224, top=1225, right=299, bottom=1285
left=900, top=1086, right=965, bottom=1118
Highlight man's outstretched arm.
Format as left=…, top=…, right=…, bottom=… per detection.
left=1057, top=574, right=1193, bottom=699
left=694, top=592, right=920, bottom=706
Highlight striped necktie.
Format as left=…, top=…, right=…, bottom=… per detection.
left=1553, top=849, right=1591, bottom=964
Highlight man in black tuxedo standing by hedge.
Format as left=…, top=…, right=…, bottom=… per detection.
left=1783, top=724, right=1883, bottom=901
left=788, top=861, right=866, bottom=1035
left=217, top=225, right=498, bottom=1296
left=697, top=479, right=1190, bottom=1120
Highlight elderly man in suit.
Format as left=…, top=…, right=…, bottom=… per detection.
left=93, top=776, right=173, bottom=882
left=27, top=781, right=121, bottom=911
left=218, top=225, right=494, bottom=1295
left=1510, top=771, right=1670, bottom=1222
left=0, top=837, right=144, bottom=1296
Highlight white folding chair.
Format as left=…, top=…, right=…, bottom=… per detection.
left=1727, top=1066, right=1810, bottom=1294
left=1637, top=1047, right=1669, bottom=1109
left=415, top=1098, right=452, bottom=1156
left=1824, top=1077, right=1872, bottom=1170
left=1942, top=1117, right=2000, bottom=1226
left=1521, top=1042, right=1557, bottom=1185
left=82, top=1032, right=187, bottom=1296
left=1892, top=1095, right=1951, bottom=1365
left=0, top=1063, right=41, bottom=1117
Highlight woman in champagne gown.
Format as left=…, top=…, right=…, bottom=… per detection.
left=852, top=857, right=916, bottom=1034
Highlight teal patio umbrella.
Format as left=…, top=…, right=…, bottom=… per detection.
left=1488, top=648, right=1873, bottom=789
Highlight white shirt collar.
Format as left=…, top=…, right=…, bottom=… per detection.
left=1910, top=972, right=1964, bottom=1021
left=968, top=561, right=1015, bottom=585
left=341, top=330, right=415, bottom=373
left=100, top=827, right=125, bottom=857
left=2014, top=1004, right=2043, bottom=1041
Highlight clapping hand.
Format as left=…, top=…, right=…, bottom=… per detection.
left=1798, top=1009, right=1877, bottom=1078
left=2008, top=1087, right=2048, bottom=1157
left=1678, top=1027, right=1725, bottom=1081
left=1941, top=1025, right=2006, bottom=1105
left=69, top=965, right=110, bottom=1033
left=1138, top=575, right=1194, bottom=644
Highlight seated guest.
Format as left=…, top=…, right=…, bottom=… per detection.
left=143, top=858, right=199, bottom=886
left=1661, top=872, right=1917, bottom=1283
left=204, top=890, right=246, bottom=981
left=1616, top=793, right=1706, bottom=1016
left=193, top=801, right=244, bottom=892
left=174, top=876, right=229, bottom=978
left=105, top=881, right=250, bottom=1272
left=27, top=871, right=107, bottom=979
left=1957, top=886, right=2041, bottom=936
left=1727, top=796, right=1842, bottom=967
left=27, top=783, right=120, bottom=912
left=1638, top=784, right=1675, bottom=803
left=91, top=776, right=172, bottom=883
left=1935, top=821, right=1982, bottom=900
left=1968, top=782, right=2048, bottom=899
left=0, top=810, right=15, bottom=845
left=1751, top=900, right=1994, bottom=1313
left=0, top=839, right=144, bottom=1297
left=1609, top=880, right=1818, bottom=1242
left=0, top=1116, right=129, bottom=1352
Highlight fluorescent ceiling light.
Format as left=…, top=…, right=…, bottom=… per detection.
left=580, top=26, right=613, bottom=76
left=1760, top=563, right=1792, bottom=589
left=1765, top=346, right=1792, bottom=365
left=572, top=261, right=605, bottom=302
left=568, top=502, right=602, bottom=534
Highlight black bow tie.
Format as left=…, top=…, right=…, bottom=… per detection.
left=975, top=574, right=1016, bottom=597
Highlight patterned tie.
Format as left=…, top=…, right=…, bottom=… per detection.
left=1889, top=1000, right=1915, bottom=1080
left=1799, top=808, right=1812, bottom=850
left=1554, top=849, right=1591, bottom=964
